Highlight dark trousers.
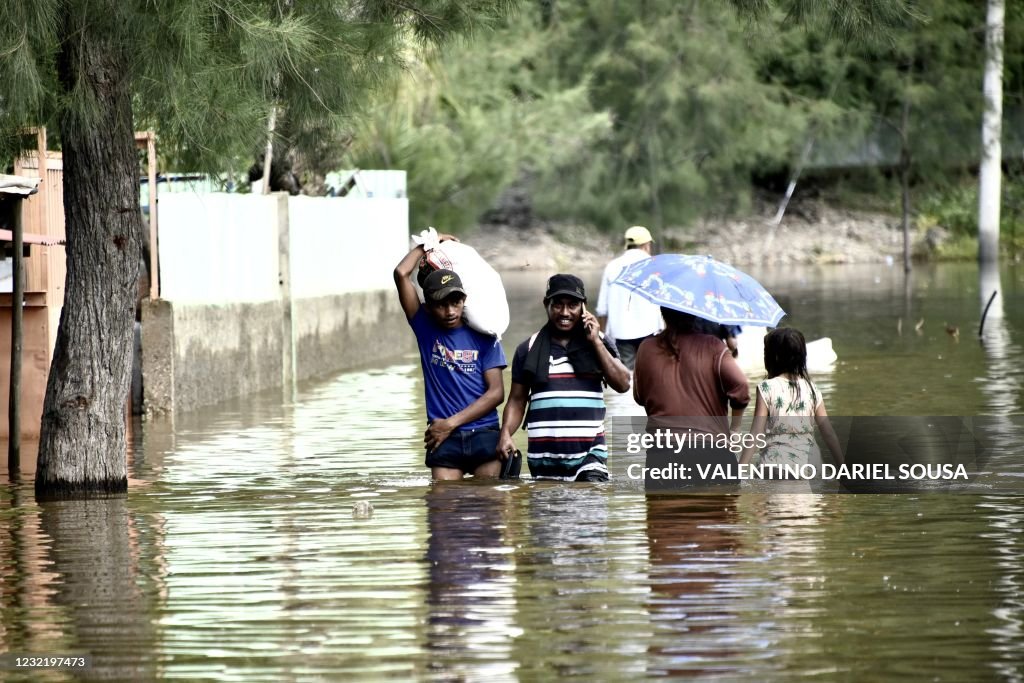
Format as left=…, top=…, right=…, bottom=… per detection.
left=614, top=336, right=651, bottom=371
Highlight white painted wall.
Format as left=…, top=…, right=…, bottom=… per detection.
left=158, top=192, right=409, bottom=304
left=159, top=193, right=280, bottom=304
left=148, top=189, right=411, bottom=412
left=289, top=196, right=409, bottom=297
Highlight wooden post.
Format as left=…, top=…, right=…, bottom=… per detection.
left=134, top=131, right=160, bottom=299
left=36, top=128, right=48, bottom=234
left=9, top=198, right=24, bottom=473
left=147, top=132, right=159, bottom=299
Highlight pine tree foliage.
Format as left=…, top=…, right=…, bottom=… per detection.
left=344, top=11, right=612, bottom=231
left=732, top=0, right=919, bottom=38
left=0, top=1, right=516, bottom=167
left=531, top=0, right=816, bottom=229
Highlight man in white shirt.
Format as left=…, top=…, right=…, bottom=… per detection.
left=595, top=225, right=663, bottom=370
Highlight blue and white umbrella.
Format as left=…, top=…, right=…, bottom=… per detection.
left=612, top=254, right=785, bottom=326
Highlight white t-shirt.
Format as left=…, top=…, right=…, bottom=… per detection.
left=595, top=249, right=663, bottom=341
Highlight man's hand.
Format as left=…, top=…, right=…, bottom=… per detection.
left=496, top=432, right=516, bottom=461
left=425, top=419, right=454, bottom=452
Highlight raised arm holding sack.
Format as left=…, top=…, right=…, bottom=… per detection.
left=413, top=227, right=510, bottom=339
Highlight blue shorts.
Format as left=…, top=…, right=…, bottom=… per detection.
left=425, top=426, right=500, bottom=473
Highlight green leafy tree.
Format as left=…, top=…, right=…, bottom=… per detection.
left=0, top=0, right=513, bottom=499
left=348, top=0, right=918, bottom=232
left=527, top=0, right=917, bottom=230
left=785, top=1, right=1024, bottom=264
left=531, top=0, right=819, bottom=229
left=743, top=2, right=973, bottom=268
left=344, top=12, right=612, bottom=232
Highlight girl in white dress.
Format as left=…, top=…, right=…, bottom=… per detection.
left=740, top=328, right=842, bottom=468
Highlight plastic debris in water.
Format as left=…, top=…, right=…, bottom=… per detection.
left=352, top=501, right=374, bottom=518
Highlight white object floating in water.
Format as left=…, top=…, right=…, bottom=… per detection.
left=806, top=337, right=838, bottom=373
left=735, top=326, right=838, bottom=375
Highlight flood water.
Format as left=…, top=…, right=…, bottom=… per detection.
left=2, top=262, right=1024, bottom=680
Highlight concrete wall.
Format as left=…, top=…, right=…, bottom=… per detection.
left=144, top=191, right=410, bottom=415
left=142, top=299, right=286, bottom=415
left=185, top=301, right=282, bottom=412
left=293, top=290, right=411, bottom=383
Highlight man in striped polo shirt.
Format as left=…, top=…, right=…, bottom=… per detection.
left=497, top=274, right=631, bottom=481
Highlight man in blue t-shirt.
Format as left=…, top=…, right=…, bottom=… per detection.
left=394, top=238, right=507, bottom=480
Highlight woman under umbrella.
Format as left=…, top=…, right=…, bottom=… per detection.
left=632, top=307, right=750, bottom=490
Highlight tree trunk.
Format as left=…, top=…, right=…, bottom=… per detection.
left=978, top=0, right=1004, bottom=265
left=36, top=15, right=142, bottom=499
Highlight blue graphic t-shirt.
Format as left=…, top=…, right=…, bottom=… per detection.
left=409, top=307, right=507, bottom=430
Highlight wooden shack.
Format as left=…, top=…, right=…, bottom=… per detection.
left=1, top=133, right=66, bottom=440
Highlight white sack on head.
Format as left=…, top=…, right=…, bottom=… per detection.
left=412, top=227, right=510, bottom=339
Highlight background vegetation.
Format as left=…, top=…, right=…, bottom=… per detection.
left=338, top=0, right=1024, bottom=251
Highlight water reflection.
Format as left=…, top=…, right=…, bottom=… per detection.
left=974, top=262, right=1024, bottom=488
left=979, top=497, right=1024, bottom=678
left=1, top=483, right=67, bottom=682
left=38, top=497, right=163, bottom=681
left=784, top=495, right=1019, bottom=680
left=644, top=495, right=750, bottom=677
left=423, top=483, right=518, bottom=681
left=736, top=494, right=830, bottom=678
left=978, top=261, right=1021, bottom=417
left=513, top=484, right=650, bottom=679
left=0, top=490, right=165, bottom=681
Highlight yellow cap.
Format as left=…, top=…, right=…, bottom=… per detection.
left=624, top=225, right=653, bottom=247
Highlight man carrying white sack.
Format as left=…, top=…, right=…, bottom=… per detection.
left=595, top=225, right=663, bottom=371
left=394, top=235, right=507, bottom=480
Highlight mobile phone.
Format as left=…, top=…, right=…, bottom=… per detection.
left=582, top=302, right=594, bottom=334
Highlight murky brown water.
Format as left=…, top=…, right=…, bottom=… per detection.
left=2, top=263, right=1024, bottom=680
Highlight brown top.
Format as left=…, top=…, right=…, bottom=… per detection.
left=633, top=332, right=750, bottom=435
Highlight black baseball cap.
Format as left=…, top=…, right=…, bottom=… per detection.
left=544, top=273, right=586, bottom=302
left=423, top=269, right=467, bottom=301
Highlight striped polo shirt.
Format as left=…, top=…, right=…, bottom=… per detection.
left=511, top=338, right=612, bottom=481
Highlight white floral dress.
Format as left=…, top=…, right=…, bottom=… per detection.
left=756, top=376, right=822, bottom=466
